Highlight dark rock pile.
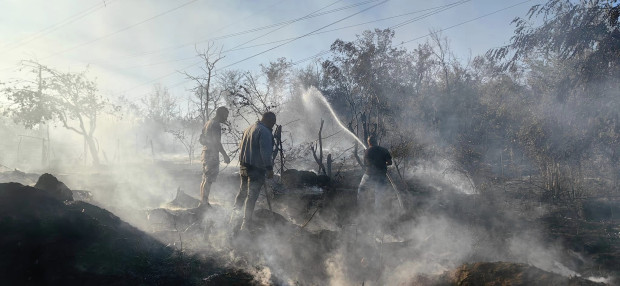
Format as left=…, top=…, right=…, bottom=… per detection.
left=0, top=174, right=247, bottom=285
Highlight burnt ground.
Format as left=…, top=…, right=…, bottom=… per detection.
left=0, top=168, right=619, bottom=285
left=0, top=180, right=254, bottom=286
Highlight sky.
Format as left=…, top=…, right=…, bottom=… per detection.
left=0, top=0, right=545, bottom=104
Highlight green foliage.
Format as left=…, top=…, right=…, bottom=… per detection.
left=489, top=0, right=620, bottom=87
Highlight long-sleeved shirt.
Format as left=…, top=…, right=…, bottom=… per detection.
left=238, top=121, right=274, bottom=171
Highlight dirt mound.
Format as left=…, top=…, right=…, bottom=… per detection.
left=0, top=181, right=247, bottom=285
left=166, top=187, right=200, bottom=209
left=34, top=173, right=73, bottom=201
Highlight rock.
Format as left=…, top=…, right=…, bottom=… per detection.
left=33, top=173, right=73, bottom=201
left=282, top=169, right=330, bottom=188
left=166, top=187, right=200, bottom=209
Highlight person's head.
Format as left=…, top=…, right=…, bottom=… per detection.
left=261, top=111, right=277, bottom=129
left=367, top=135, right=378, bottom=147
left=215, top=106, right=229, bottom=123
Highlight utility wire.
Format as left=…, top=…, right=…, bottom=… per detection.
left=398, top=0, right=535, bottom=46
left=0, top=0, right=117, bottom=52
left=121, top=0, right=530, bottom=97
left=124, top=0, right=470, bottom=69
left=121, top=0, right=382, bottom=60
left=389, top=0, right=469, bottom=29
left=124, top=0, right=362, bottom=70
left=291, top=0, right=471, bottom=66
left=227, top=0, right=344, bottom=52
left=41, top=0, right=199, bottom=60
left=120, top=0, right=389, bottom=95
left=219, top=0, right=389, bottom=70
left=293, top=0, right=533, bottom=66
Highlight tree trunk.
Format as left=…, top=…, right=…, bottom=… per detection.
left=85, top=135, right=100, bottom=166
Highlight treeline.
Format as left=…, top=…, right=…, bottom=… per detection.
left=310, top=0, right=619, bottom=200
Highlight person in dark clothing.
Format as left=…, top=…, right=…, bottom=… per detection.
left=234, top=111, right=276, bottom=231
left=358, top=135, right=392, bottom=213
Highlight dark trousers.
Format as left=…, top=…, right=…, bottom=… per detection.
left=234, top=164, right=266, bottom=224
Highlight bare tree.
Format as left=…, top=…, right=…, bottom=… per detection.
left=181, top=44, right=224, bottom=125
left=166, top=102, right=201, bottom=165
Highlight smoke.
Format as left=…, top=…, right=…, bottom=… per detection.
left=1, top=78, right=614, bottom=285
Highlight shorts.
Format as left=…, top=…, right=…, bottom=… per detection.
left=202, top=150, right=220, bottom=182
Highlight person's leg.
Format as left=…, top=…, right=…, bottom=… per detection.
left=357, top=174, right=371, bottom=211
left=374, top=176, right=388, bottom=212
left=200, top=166, right=209, bottom=206
left=234, top=166, right=249, bottom=210
left=357, top=174, right=375, bottom=235
left=199, top=150, right=208, bottom=207
left=230, top=167, right=249, bottom=235
left=200, top=152, right=219, bottom=207
left=373, top=176, right=390, bottom=233
left=240, top=168, right=265, bottom=230
left=200, top=181, right=212, bottom=206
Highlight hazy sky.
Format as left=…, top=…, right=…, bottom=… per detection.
left=0, top=0, right=543, bottom=103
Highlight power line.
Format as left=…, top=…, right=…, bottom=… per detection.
left=0, top=0, right=117, bottom=52
left=219, top=0, right=389, bottom=70
left=294, top=0, right=532, bottom=65
left=125, top=0, right=470, bottom=70
left=41, top=0, right=199, bottom=60
left=120, top=0, right=383, bottom=60
left=291, top=0, right=471, bottom=66
left=122, top=0, right=358, bottom=69
left=398, top=0, right=535, bottom=46
left=121, top=0, right=473, bottom=94
left=227, top=0, right=344, bottom=52
left=120, top=0, right=388, bottom=97
left=119, top=0, right=532, bottom=99
left=389, top=0, right=469, bottom=29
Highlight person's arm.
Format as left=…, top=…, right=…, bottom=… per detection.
left=215, top=124, right=230, bottom=163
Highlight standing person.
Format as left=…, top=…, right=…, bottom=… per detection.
left=234, top=111, right=276, bottom=231
left=199, top=106, right=231, bottom=208
left=358, top=135, right=392, bottom=217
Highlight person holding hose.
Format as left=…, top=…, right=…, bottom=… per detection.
left=358, top=135, right=393, bottom=224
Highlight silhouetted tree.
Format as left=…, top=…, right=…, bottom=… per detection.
left=1, top=60, right=107, bottom=166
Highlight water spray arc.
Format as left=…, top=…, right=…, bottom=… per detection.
left=302, top=90, right=366, bottom=148
left=302, top=89, right=405, bottom=210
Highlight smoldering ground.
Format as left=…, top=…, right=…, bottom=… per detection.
left=82, top=89, right=610, bottom=284
left=0, top=86, right=616, bottom=285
